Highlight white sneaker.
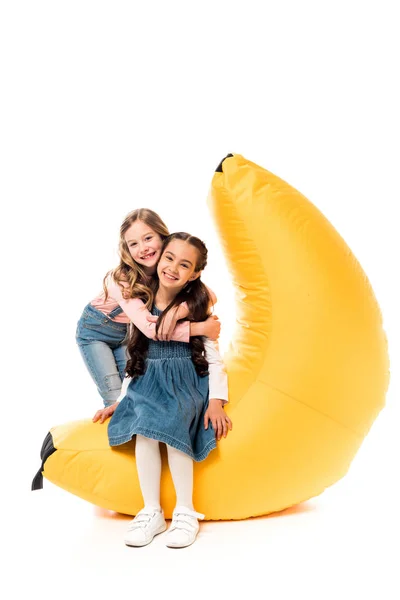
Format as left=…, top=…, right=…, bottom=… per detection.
left=124, top=506, right=167, bottom=547
left=165, top=506, right=205, bottom=548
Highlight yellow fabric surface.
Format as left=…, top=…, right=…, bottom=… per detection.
left=42, top=153, right=389, bottom=519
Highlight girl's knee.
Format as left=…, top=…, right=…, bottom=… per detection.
left=166, top=444, right=190, bottom=460
left=136, top=435, right=160, bottom=446
left=99, top=373, right=122, bottom=402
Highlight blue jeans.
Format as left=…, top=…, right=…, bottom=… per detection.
left=76, top=303, right=128, bottom=407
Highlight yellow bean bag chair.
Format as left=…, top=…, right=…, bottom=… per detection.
left=32, top=153, right=389, bottom=519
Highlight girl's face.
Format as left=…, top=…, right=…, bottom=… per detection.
left=157, top=239, right=200, bottom=291
left=124, top=220, right=164, bottom=274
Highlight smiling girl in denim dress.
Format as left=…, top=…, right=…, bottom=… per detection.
left=76, top=209, right=221, bottom=412
left=99, top=232, right=232, bottom=549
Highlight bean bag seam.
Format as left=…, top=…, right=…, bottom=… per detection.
left=258, top=377, right=363, bottom=440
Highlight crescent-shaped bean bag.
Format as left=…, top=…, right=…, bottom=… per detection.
left=32, top=153, right=389, bottom=519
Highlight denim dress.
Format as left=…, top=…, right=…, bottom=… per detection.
left=76, top=303, right=128, bottom=406
left=108, top=306, right=216, bottom=462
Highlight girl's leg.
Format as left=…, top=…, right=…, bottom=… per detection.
left=77, top=341, right=123, bottom=407
left=166, top=445, right=194, bottom=509
left=112, top=343, right=128, bottom=380
left=165, top=444, right=204, bottom=548
left=124, top=435, right=166, bottom=547
left=135, top=435, right=162, bottom=509
left=112, top=344, right=129, bottom=401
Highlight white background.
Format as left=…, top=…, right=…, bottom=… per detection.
left=1, top=1, right=399, bottom=599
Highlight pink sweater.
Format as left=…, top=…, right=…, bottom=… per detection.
left=91, top=278, right=190, bottom=342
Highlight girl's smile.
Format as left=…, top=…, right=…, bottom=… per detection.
left=141, top=250, right=157, bottom=261
left=124, top=220, right=163, bottom=273
left=161, top=271, right=179, bottom=281
left=157, top=239, right=200, bottom=290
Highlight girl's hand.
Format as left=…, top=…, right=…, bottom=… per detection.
left=93, top=402, right=119, bottom=424
left=204, top=399, right=232, bottom=441
left=202, top=315, right=221, bottom=341
left=146, top=311, right=181, bottom=341
left=150, top=306, right=183, bottom=342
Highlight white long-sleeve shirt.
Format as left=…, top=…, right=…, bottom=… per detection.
left=203, top=339, right=228, bottom=403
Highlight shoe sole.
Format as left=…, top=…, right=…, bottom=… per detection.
left=166, top=535, right=198, bottom=549
left=124, top=523, right=167, bottom=547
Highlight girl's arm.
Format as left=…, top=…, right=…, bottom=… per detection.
left=108, top=278, right=216, bottom=342
left=143, top=283, right=218, bottom=339
left=203, top=339, right=229, bottom=404
left=161, top=284, right=218, bottom=339
left=177, top=284, right=218, bottom=321
left=203, top=339, right=232, bottom=441
left=107, top=278, right=190, bottom=341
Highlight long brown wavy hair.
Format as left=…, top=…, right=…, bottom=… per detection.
left=103, top=208, right=170, bottom=306
left=126, top=232, right=212, bottom=380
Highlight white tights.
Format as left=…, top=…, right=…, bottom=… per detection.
left=135, top=434, right=194, bottom=510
